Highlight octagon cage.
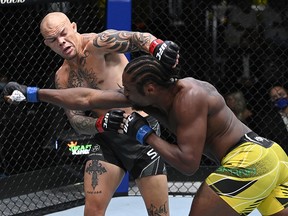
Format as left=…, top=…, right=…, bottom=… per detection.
left=0, top=0, right=287, bottom=215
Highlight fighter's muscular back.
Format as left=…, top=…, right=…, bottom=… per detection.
left=167, top=78, right=252, bottom=163
left=142, top=78, right=252, bottom=164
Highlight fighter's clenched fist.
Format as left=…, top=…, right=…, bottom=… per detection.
left=2, top=81, right=39, bottom=103
left=122, top=112, right=154, bottom=145
left=95, top=110, right=124, bottom=133
left=149, top=39, right=180, bottom=68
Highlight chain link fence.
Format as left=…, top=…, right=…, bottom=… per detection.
left=0, top=0, right=287, bottom=215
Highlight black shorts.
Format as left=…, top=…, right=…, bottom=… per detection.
left=87, top=132, right=167, bottom=179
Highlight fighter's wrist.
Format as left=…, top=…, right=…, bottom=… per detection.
left=136, top=125, right=154, bottom=145
left=95, top=116, right=104, bottom=132
left=26, top=87, right=39, bottom=102
left=149, top=39, right=163, bottom=54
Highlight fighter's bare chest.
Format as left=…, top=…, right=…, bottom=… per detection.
left=67, top=66, right=103, bottom=89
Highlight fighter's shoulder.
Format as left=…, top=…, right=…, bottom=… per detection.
left=81, top=33, right=97, bottom=46
left=179, top=78, right=206, bottom=95
left=176, top=78, right=211, bottom=109
left=55, top=64, right=70, bottom=89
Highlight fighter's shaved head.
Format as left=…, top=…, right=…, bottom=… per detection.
left=40, top=12, right=71, bottom=36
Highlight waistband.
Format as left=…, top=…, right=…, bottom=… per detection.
left=227, top=131, right=274, bottom=154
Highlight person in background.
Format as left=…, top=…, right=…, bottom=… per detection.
left=224, top=90, right=253, bottom=124
left=260, top=85, right=288, bottom=153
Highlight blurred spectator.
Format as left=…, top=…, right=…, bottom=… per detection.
left=260, top=1, right=288, bottom=47
left=224, top=90, right=253, bottom=124
left=254, top=85, right=288, bottom=153
left=223, top=0, right=262, bottom=83
left=224, top=0, right=258, bottom=49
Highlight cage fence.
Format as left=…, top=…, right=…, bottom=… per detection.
left=0, top=0, right=287, bottom=215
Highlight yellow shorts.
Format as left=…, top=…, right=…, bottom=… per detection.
left=206, top=132, right=288, bottom=215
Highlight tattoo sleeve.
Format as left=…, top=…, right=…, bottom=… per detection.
left=93, top=30, right=157, bottom=53
left=65, top=110, right=98, bottom=135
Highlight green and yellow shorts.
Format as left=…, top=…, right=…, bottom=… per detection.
left=206, top=132, right=288, bottom=216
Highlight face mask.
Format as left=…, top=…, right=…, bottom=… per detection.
left=274, top=98, right=288, bottom=110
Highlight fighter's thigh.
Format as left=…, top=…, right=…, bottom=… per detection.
left=136, top=175, right=169, bottom=216
left=258, top=181, right=288, bottom=215
left=84, top=159, right=125, bottom=205
left=189, top=182, right=239, bottom=216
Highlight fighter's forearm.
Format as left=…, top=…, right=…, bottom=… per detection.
left=65, top=109, right=98, bottom=135
left=146, top=134, right=199, bottom=176
left=93, top=29, right=157, bottom=53
left=38, top=87, right=131, bottom=110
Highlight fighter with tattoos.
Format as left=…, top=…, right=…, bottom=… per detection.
left=39, top=12, right=179, bottom=216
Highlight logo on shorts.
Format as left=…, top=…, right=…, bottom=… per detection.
left=90, top=144, right=100, bottom=153
left=217, top=167, right=257, bottom=178
left=147, top=148, right=158, bottom=160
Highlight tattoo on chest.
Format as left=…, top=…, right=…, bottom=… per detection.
left=85, top=160, right=107, bottom=190
left=68, top=68, right=99, bottom=89
left=66, top=51, right=99, bottom=89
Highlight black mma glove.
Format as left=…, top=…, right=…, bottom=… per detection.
left=149, top=39, right=180, bottom=68
left=145, top=115, right=161, bottom=136
left=123, top=112, right=154, bottom=144
left=95, top=110, right=124, bottom=132
left=2, top=81, right=39, bottom=103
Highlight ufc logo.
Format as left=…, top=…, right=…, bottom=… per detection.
left=123, top=115, right=134, bottom=133
left=103, top=113, right=109, bottom=129
left=155, top=43, right=167, bottom=60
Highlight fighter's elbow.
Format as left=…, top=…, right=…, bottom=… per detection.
left=181, top=166, right=199, bottom=176
left=180, top=158, right=200, bottom=176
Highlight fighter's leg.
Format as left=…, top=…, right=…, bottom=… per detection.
left=84, top=159, right=125, bottom=216
left=272, top=208, right=288, bottom=216
left=136, top=174, right=169, bottom=216
left=189, top=182, right=239, bottom=216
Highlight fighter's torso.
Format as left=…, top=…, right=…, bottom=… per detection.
left=56, top=33, right=133, bottom=116
left=156, top=78, right=252, bottom=163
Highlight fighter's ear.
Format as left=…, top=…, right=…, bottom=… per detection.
left=71, top=22, right=77, bottom=32
left=145, top=83, right=155, bottom=95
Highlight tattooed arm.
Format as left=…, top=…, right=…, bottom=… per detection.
left=93, top=29, right=180, bottom=68
left=92, top=29, right=156, bottom=53
left=55, top=68, right=107, bottom=135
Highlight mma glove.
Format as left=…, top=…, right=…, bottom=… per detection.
left=149, top=39, right=180, bottom=68
left=2, top=81, right=39, bottom=103
left=123, top=112, right=154, bottom=145
left=96, top=110, right=124, bottom=133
